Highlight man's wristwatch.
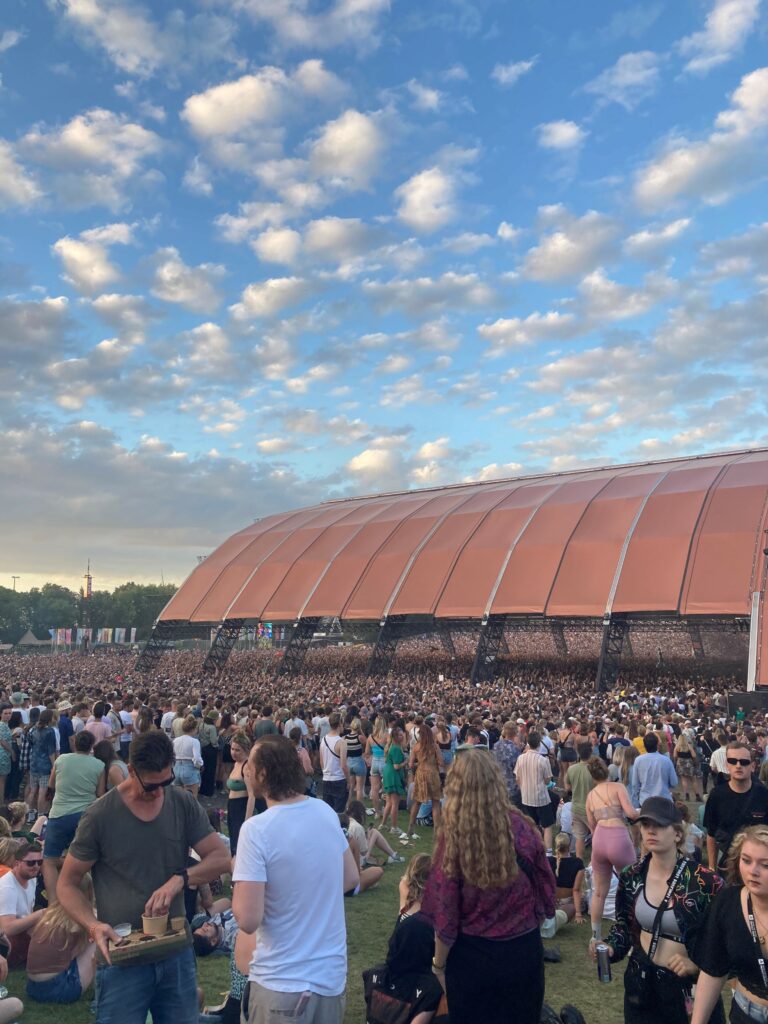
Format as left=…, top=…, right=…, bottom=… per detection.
left=173, top=869, right=189, bottom=887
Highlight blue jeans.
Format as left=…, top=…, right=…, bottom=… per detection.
left=95, top=947, right=198, bottom=1024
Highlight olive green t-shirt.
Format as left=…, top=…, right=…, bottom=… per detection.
left=50, top=753, right=104, bottom=818
left=566, top=761, right=594, bottom=817
left=68, top=786, right=212, bottom=927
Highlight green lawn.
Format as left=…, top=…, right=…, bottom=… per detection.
left=5, top=816, right=628, bottom=1023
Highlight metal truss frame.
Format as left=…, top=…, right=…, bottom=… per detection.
left=471, top=615, right=508, bottom=685
left=367, top=615, right=408, bottom=678
left=203, top=618, right=245, bottom=677
left=277, top=617, right=321, bottom=677
left=135, top=619, right=188, bottom=674
left=437, top=620, right=456, bottom=656
left=595, top=613, right=629, bottom=693
left=551, top=620, right=568, bottom=657
left=688, top=621, right=705, bottom=660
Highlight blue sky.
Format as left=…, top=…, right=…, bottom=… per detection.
left=1, top=0, right=766, bottom=590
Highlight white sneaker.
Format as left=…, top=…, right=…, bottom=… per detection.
left=409, top=832, right=420, bottom=840
left=366, top=807, right=375, bottom=816
left=387, top=852, right=405, bottom=864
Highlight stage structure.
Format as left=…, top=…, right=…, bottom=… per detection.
left=136, top=448, right=768, bottom=691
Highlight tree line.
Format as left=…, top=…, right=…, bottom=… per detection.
left=0, top=582, right=178, bottom=645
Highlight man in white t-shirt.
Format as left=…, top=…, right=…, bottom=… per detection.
left=160, top=700, right=178, bottom=736
left=233, top=735, right=358, bottom=1024
left=0, top=840, right=44, bottom=966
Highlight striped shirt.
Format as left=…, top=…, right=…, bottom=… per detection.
left=514, top=748, right=552, bottom=807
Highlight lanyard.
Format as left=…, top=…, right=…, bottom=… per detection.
left=747, top=894, right=768, bottom=990
left=647, top=858, right=687, bottom=963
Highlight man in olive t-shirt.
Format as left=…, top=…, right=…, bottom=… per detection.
left=58, top=731, right=230, bottom=1024
left=566, top=743, right=595, bottom=861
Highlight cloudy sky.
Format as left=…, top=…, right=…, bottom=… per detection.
left=1, top=0, right=767, bottom=592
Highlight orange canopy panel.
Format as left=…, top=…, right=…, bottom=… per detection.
left=159, top=448, right=768, bottom=624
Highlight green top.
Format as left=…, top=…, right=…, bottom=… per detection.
left=50, top=753, right=104, bottom=818
left=227, top=776, right=247, bottom=792
left=566, top=761, right=594, bottom=817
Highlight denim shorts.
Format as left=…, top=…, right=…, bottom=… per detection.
left=44, top=811, right=83, bottom=859
left=173, top=762, right=201, bottom=787
left=370, top=756, right=385, bottom=777
left=27, top=956, right=82, bottom=1004
left=348, top=756, right=367, bottom=778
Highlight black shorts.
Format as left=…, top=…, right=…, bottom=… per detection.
left=522, top=801, right=556, bottom=829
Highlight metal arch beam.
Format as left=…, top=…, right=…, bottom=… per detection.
left=277, top=617, right=321, bottom=678
left=135, top=619, right=187, bottom=674
left=203, top=618, right=245, bottom=677
left=471, top=615, right=508, bottom=686
left=595, top=613, right=629, bottom=693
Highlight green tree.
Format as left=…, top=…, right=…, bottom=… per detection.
left=0, top=587, right=25, bottom=643
left=27, top=584, right=78, bottom=636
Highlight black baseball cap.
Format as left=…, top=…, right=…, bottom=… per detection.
left=637, top=797, right=682, bottom=827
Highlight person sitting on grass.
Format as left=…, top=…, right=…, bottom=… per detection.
left=398, top=853, right=432, bottom=923
left=548, top=831, right=585, bottom=924
left=347, top=801, right=405, bottom=866
left=340, top=814, right=383, bottom=894
left=363, top=912, right=446, bottom=1024
left=26, top=873, right=96, bottom=1005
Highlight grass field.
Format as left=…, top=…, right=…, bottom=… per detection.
left=0, top=811, right=630, bottom=1024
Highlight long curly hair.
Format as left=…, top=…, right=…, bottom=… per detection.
left=439, top=748, right=517, bottom=889
left=724, top=824, right=768, bottom=885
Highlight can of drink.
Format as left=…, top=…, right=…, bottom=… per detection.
left=596, top=943, right=612, bottom=983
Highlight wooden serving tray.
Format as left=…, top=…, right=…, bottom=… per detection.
left=99, top=919, right=191, bottom=965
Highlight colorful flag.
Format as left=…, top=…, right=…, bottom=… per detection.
left=65, top=629, right=72, bottom=644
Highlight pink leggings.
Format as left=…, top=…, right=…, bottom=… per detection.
left=591, top=825, right=636, bottom=882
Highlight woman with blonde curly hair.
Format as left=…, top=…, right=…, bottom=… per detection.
left=421, top=748, right=556, bottom=1024
left=692, top=824, right=768, bottom=1024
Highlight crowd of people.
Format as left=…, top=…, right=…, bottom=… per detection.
left=0, top=643, right=759, bottom=1023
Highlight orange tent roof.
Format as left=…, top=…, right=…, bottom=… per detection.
left=160, top=447, right=768, bottom=625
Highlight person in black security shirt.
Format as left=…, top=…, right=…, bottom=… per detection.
left=703, top=741, right=768, bottom=868
left=363, top=913, right=445, bottom=1024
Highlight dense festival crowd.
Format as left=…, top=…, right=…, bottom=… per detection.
left=0, top=644, right=762, bottom=1023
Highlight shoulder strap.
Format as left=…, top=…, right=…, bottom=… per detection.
left=647, top=858, right=686, bottom=961
left=323, top=736, right=340, bottom=757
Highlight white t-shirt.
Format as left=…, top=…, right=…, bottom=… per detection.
left=0, top=873, right=36, bottom=919
left=119, top=711, right=133, bottom=739
left=233, top=798, right=348, bottom=995
left=173, top=734, right=202, bottom=766
left=160, top=711, right=175, bottom=735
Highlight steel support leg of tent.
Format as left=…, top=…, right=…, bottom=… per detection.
left=689, top=621, right=705, bottom=660
left=367, top=615, right=408, bottom=679
left=551, top=621, right=568, bottom=657
left=437, top=620, right=456, bottom=656
left=277, top=617, right=321, bottom=677
left=203, top=618, right=245, bottom=677
left=595, top=613, right=629, bottom=692
left=135, top=619, right=186, bottom=674
left=471, top=615, right=508, bottom=686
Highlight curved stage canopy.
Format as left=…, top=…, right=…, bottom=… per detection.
left=161, top=448, right=768, bottom=626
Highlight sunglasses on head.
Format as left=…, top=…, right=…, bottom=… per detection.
left=135, top=772, right=174, bottom=793
left=727, top=756, right=752, bottom=767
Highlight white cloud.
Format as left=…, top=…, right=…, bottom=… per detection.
left=442, top=231, right=495, bottom=253
left=364, top=272, right=494, bottom=315
left=407, top=80, right=443, bottom=111
left=256, top=437, right=295, bottom=454
left=376, top=354, right=411, bottom=375
left=309, top=109, right=384, bottom=190
left=0, top=29, right=24, bottom=53
left=634, top=67, right=768, bottom=209
left=52, top=222, right=134, bottom=294
left=251, top=227, right=302, bottom=266
left=700, top=221, right=768, bottom=277
left=53, top=0, right=165, bottom=77
left=678, top=0, right=760, bottom=75
left=230, top=0, right=389, bottom=52
left=346, top=446, right=406, bottom=487
left=583, top=51, right=661, bottom=110
left=522, top=207, right=620, bottom=281
left=577, top=267, right=677, bottom=321
left=470, top=462, right=524, bottom=482
left=395, top=166, right=456, bottom=233
left=150, top=247, right=225, bottom=313
left=182, top=67, right=290, bottom=138
left=230, top=277, right=314, bottom=319
left=0, top=141, right=42, bottom=209
left=536, top=120, right=587, bottom=149
left=304, top=217, right=382, bottom=262
left=176, top=323, right=239, bottom=381
left=215, top=202, right=288, bottom=244
left=491, top=57, right=537, bottom=86
left=624, top=218, right=692, bottom=258
left=497, top=221, right=521, bottom=242
left=20, top=107, right=162, bottom=210
left=478, top=311, right=578, bottom=352
left=90, top=293, right=162, bottom=342
left=183, top=156, right=213, bottom=196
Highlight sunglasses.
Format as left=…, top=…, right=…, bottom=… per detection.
left=22, top=859, right=42, bottom=867
left=135, top=772, right=174, bottom=793
left=727, top=757, right=752, bottom=767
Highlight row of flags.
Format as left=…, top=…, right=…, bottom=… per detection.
left=49, top=627, right=137, bottom=644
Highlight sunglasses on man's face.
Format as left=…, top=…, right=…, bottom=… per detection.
left=22, top=859, right=42, bottom=867
left=135, top=772, right=174, bottom=793
left=727, top=757, right=752, bottom=767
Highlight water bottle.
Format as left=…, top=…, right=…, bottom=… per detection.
left=0, top=985, right=8, bottom=999
left=596, top=943, right=612, bottom=983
